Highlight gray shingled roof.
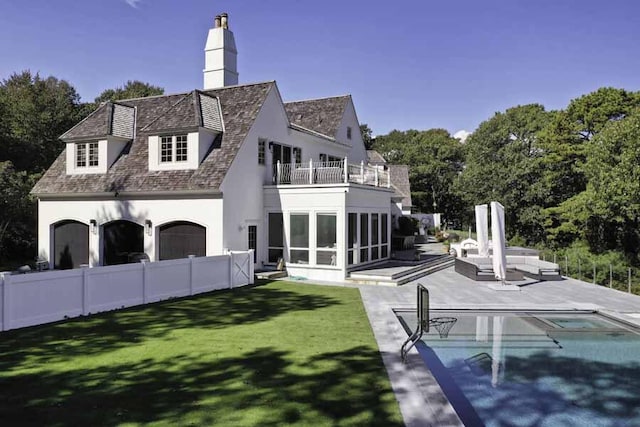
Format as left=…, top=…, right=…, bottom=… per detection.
left=366, top=150, right=386, bottom=165
left=388, top=164, right=412, bottom=209
left=284, top=95, right=349, bottom=139
left=142, top=91, right=223, bottom=133
left=60, top=102, right=135, bottom=141
left=32, top=82, right=273, bottom=195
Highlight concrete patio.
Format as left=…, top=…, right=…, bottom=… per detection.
left=357, top=261, right=640, bottom=426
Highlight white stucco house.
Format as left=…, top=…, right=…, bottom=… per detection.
left=31, top=13, right=398, bottom=282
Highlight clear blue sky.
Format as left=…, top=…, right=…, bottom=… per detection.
left=1, top=0, right=639, bottom=136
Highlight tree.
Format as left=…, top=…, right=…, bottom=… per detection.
left=0, top=71, right=82, bottom=173
left=94, top=80, right=164, bottom=104
left=537, top=88, right=640, bottom=210
left=0, top=161, right=39, bottom=263
left=359, top=124, right=373, bottom=150
left=373, top=128, right=464, bottom=222
left=548, top=111, right=640, bottom=261
left=455, top=104, right=552, bottom=242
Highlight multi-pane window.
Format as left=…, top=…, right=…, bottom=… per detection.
left=290, top=213, right=309, bottom=264
left=268, top=213, right=284, bottom=263
left=88, top=142, right=99, bottom=166
left=317, top=213, right=337, bottom=265
left=76, top=142, right=99, bottom=168
left=160, top=136, right=173, bottom=163
left=348, top=213, right=357, bottom=265
left=160, top=135, right=188, bottom=163
left=371, top=213, right=379, bottom=261
left=248, top=225, right=257, bottom=263
left=360, top=213, right=369, bottom=263
left=176, top=135, right=188, bottom=162
left=76, top=143, right=87, bottom=167
left=381, top=213, right=389, bottom=258
left=258, top=139, right=266, bottom=165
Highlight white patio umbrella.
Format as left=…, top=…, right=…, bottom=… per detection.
left=475, top=204, right=490, bottom=257
left=490, top=201, right=507, bottom=283
left=475, top=315, right=489, bottom=342
left=491, top=315, right=505, bottom=387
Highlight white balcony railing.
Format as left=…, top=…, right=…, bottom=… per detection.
left=270, top=158, right=390, bottom=188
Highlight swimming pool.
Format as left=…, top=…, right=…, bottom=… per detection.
left=396, top=310, right=640, bottom=427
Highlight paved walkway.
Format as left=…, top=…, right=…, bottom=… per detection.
left=357, top=264, right=640, bottom=426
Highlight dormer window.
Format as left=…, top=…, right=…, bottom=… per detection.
left=76, top=142, right=99, bottom=168
left=160, top=135, right=188, bottom=163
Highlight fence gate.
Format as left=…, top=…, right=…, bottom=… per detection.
left=230, top=251, right=254, bottom=287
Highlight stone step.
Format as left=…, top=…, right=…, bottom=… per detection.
left=255, top=270, right=288, bottom=280
left=347, top=256, right=454, bottom=286
left=349, top=255, right=452, bottom=280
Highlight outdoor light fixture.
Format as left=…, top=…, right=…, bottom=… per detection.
left=268, top=141, right=274, bottom=151
left=145, top=219, right=152, bottom=236
left=90, top=219, right=97, bottom=235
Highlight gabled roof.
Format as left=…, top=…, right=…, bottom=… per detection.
left=284, top=95, right=350, bottom=139
left=32, top=81, right=274, bottom=195
left=60, top=102, right=135, bottom=141
left=366, top=150, right=386, bottom=166
left=142, top=91, right=223, bottom=133
left=388, top=164, right=412, bottom=209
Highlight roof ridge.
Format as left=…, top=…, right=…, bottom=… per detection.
left=284, top=94, right=351, bottom=104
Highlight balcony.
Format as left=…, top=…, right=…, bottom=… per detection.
left=268, top=159, right=390, bottom=188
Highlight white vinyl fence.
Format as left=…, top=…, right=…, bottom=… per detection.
left=0, top=250, right=254, bottom=332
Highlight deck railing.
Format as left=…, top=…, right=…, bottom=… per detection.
left=271, top=158, right=390, bottom=188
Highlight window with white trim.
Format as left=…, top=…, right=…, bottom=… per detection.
left=160, top=135, right=188, bottom=163
left=258, top=139, right=266, bottom=165
left=360, top=213, right=369, bottom=262
left=268, top=213, right=283, bottom=263
left=290, top=213, right=309, bottom=264
left=317, top=213, right=337, bottom=266
left=76, top=142, right=99, bottom=168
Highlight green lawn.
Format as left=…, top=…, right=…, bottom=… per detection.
left=0, top=281, right=403, bottom=426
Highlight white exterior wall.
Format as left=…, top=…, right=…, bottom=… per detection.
left=288, top=130, right=350, bottom=164
left=203, top=27, right=239, bottom=89
left=337, top=99, right=368, bottom=163
left=220, top=86, right=286, bottom=263
left=264, top=186, right=347, bottom=282
left=38, top=196, right=223, bottom=267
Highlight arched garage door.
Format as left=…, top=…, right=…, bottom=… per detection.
left=103, top=220, right=144, bottom=265
left=159, top=221, right=206, bottom=260
left=53, top=220, right=89, bottom=269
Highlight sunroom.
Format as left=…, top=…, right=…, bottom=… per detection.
left=263, top=181, right=393, bottom=282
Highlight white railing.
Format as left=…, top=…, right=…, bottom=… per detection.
left=0, top=250, right=254, bottom=332
left=272, top=158, right=390, bottom=188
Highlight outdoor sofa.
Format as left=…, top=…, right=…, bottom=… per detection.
left=455, top=256, right=561, bottom=282
left=505, top=256, right=562, bottom=281
left=455, top=257, right=524, bottom=281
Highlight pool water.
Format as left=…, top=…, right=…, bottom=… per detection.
left=397, top=311, right=640, bottom=427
